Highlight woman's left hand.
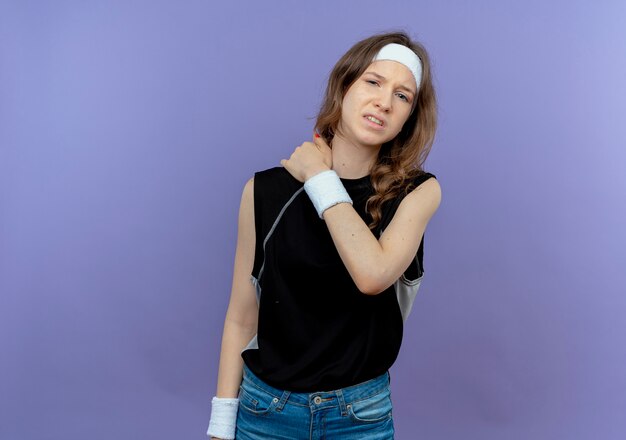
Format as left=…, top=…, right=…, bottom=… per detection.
left=280, top=132, right=333, bottom=183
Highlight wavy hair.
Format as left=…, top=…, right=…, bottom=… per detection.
left=314, top=30, right=437, bottom=232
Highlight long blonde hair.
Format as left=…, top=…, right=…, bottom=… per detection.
left=314, top=30, right=437, bottom=231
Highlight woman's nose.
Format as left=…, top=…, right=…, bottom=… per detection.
left=374, top=93, right=392, bottom=112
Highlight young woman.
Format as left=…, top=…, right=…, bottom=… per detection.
left=207, top=31, right=441, bottom=440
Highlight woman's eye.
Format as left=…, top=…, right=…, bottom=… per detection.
left=366, top=79, right=411, bottom=103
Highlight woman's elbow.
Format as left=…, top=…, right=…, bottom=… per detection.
left=355, top=272, right=389, bottom=296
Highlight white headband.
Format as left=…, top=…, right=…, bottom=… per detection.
left=372, top=43, right=422, bottom=91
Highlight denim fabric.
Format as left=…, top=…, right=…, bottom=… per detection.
left=236, top=363, right=394, bottom=439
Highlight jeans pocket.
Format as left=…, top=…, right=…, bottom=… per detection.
left=347, top=388, right=393, bottom=423
left=238, top=382, right=279, bottom=416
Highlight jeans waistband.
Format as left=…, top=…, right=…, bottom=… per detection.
left=241, top=363, right=390, bottom=409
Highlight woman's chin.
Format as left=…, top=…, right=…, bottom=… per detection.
left=356, top=133, right=388, bottom=148
left=339, top=126, right=388, bottom=148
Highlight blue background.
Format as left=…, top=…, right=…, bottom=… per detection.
left=1, top=1, right=625, bottom=438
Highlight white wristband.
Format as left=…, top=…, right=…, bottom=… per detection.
left=207, top=396, right=239, bottom=439
left=303, top=170, right=352, bottom=219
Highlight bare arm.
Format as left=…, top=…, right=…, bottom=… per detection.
left=281, top=135, right=441, bottom=296
left=322, top=177, right=442, bottom=295
left=214, top=176, right=258, bottom=398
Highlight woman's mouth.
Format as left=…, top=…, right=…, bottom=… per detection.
left=364, top=115, right=385, bottom=130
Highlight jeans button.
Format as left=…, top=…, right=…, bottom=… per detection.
left=314, top=396, right=322, bottom=404
left=273, top=397, right=279, bottom=403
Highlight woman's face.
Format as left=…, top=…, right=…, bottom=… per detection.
left=337, top=60, right=417, bottom=148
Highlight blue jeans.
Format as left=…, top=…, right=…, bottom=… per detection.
left=236, top=363, right=394, bottom=439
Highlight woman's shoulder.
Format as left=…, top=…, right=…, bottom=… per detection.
left=254, top=165, right=298, bottom=184
left=251, top=166, right=303, bottom=202
left=397, top=171, right=438, bottom=197
left=407, top=171, right=441, bottom=200
left=411, top=170, right=437, bottom=185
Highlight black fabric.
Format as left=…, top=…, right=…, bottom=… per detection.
left=243, top=166, right=436, bottom=392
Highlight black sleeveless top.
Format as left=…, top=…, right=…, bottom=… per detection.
left=241, top=166, right=437, bottom=392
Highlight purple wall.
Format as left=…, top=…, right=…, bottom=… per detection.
left=1, top=1, right=625, bottom=439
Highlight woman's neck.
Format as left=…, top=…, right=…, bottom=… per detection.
left=329, top=133, right=380, bottom=179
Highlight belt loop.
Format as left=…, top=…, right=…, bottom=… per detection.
left=336, top=389, right=347, bottom=416
left=276, top=390, right=290, bottom=411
